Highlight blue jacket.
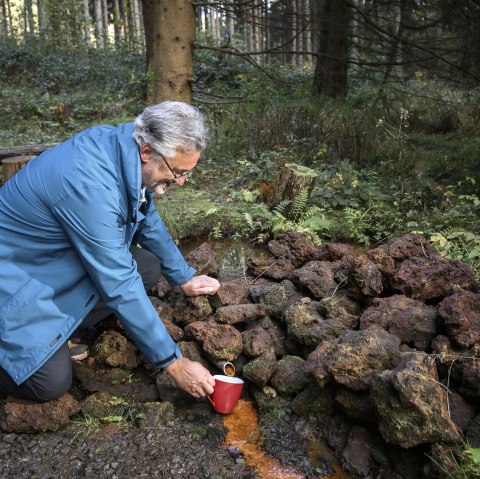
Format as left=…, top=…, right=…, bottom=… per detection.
left=0, top=122, right=196, bottom=385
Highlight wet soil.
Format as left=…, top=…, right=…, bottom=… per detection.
left=0, top=400, right=256, bottom=479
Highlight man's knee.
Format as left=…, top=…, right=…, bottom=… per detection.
left=26, top=364, right=72, bottom=402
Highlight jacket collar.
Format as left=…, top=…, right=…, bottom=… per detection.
left=112, top=122, right=143, bottom=221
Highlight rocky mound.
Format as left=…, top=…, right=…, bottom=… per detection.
left=2, top=234, right=479, bottom=478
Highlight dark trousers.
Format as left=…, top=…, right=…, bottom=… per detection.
left=0, top=246, right=161, bottom=402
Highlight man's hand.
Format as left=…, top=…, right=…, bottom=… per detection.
left=165, top=356, right=215, bottom=398
left=179, top=275, right=220, bottom=297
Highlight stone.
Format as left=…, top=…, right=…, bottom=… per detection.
left=350, top=255, right=383, bottom=297
left=80, top=392, right=128, bottom=418
left=242, top=349, right=278, bottom=388
left=246, top=256, right=295, bottom=281
left=335, top=387, right=377, bottom=424
left=173, top=296, right=213, bottom=326
left=466, top=414, right=480, bottom=448
left=185, top=320, right=243, bottom=361
left=314, top=242, right=355, bottom=261
left=242, top=328, right=273, bottom=357
left=317, top=292, right=361, bottom=329
left=371, top=352, right=462, bottom=448
left=391, top=255, right=478, bottom=302
left=290, top=383, right=335, bottom=417
left=93, top=331, right=139, bottom=370
left=209, top=277, right=251, bottom=307
left=285, top=301, right=351, bottom=347
left=381, top=234, right=439, bottom=261
left=246, top=316, right=287, bottom=358
left=185, top=242, right=219, bottom=277
left=342, top=426, right=388, bottom=476
left=304, top=325, right=400, bottom=391
left=267, top=231, right=319, bottom=268
left=367, top=247, right=395, bottom=276
left=438, top=289, right=480, bottom=348
left=359, top=295, right=437, bottom=350
left=177, top=341, right=210, bottom=369
left=153, top=275, right=173, bottom=299
left=447, top=388, right=477, bottom=431
left=0, top=394, right=80, bottom=433
left=215, top=303, right=268, bottom=325
left=270, top=356, right=308, bottom=396
left=290, top=261, right=337, bottom=300
left=249, top=279, right=303, bottom=320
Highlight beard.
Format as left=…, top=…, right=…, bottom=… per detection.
left=142, top=163, right=170, bottom=195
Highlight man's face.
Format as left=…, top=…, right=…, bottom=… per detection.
left=140, top=144, right=200, bottom=195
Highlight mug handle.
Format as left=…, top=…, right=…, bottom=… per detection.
left=207, top=395, right=215, bottom=407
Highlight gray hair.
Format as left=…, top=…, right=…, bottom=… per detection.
left=133, top=101, right=207, bottom=159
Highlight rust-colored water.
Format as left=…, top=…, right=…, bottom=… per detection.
left=224, top=363, right=235, bottom=376
left=223, top=400, right=351, bottom=479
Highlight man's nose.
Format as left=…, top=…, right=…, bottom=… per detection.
left=175, top=176, right=187, bottom=186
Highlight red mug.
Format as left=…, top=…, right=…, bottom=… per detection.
left=208, top=375, right=244, bottom=414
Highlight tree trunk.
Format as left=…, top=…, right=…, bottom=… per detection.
left=269, top=163, right=317, bottom=218
left=142, top=0, right=155, bottom=69
left=1, top=0, right=8, bottom=36
left=24, top=0, right=34, bottom=35
left=102, top=0, right=109, bottom=47
left=113, top=0, right=121, bottom=45
left=121, top=0, right=129, bottom=43
left=2, top=156, right=36, bottom=183
left=94, top=0, right=104, bottom=47
left=83, top=0, right=91, bottom=43
left=313, top=0, right=351, bottom=97
left=37, top=0, right=47, bottom=34
left=147, top=0, right=195, bottom=104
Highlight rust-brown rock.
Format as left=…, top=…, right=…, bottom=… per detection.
left=249, top=279, right=303, bottom=320
left=267, top=231, right=319, bottom=268
left=185, top=320, right=243, bottom=361
left=391, top=256, right=478, bottom=302
left=285, top=301, right=352, bottom=346
left=173, top=295, right=212, bottom=325
left=209, top=277, right=251, bottom=307
left=381, top=234, right=438, bottom=261
left=0, top=394, right=80, bottom=433
left=93, top=330, right=139, bottom=370
left=270, top=355, right=308, bottom=397
left=246, top=256, right=295, bottom=281
left=242, top=327, right=273, bottom=357
left=215, top=303, right=268, bottom=324
left=350, top=255, right=384, bottom=297
left=372, top=352, right=462, bottom=448
left=290, top=261, right=337, bottom=299
left=304, top=325, right=401, bottom=390
left=242, top=349, right=278, bottom=388
left=359, top=295, right=437, bottom=350
left=185, top=241, right=219, bottom=278
left=438, top=289, right=480, bottom=348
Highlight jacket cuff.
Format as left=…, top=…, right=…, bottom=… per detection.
left=152, top=344, right=182, bottom=369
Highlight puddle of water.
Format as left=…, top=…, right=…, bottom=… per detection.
left=223, top=400, right=351, bottom=479
left=180, top=237, right=270, bottom=278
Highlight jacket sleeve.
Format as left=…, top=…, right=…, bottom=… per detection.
left=53, top=185, right=181, bottom=369
left=136, top=196, right=196, bottom=286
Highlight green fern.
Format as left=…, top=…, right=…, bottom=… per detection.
left=209, top=223, right=223, bottom=240
left=272, top=199, right=292, bottom=216
left=291, top=188, right=309, bottom=221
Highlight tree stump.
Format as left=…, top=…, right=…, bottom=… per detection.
left=269, top=163, right=318, bottom=218
left=2, top=156, right=35, bottom=182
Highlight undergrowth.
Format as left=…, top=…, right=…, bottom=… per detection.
left=1, top=37, right=479, bottom=276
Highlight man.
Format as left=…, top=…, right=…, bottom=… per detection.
left=0, top=101, right=219, bottom=402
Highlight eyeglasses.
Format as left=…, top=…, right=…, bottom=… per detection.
left=158, top=152, right=194, bottom=180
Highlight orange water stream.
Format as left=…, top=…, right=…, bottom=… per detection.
left=223, top=400, right=351, bottom=479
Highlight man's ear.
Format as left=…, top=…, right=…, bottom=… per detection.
left=139, top=144, right=153, bottom=164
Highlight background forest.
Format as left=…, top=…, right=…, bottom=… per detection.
left=1, top=0, right=479, bottom=280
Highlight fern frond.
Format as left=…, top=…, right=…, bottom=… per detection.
left=292, top=188, right=309, bottom=221
left=272, top=199, right=291, bottom=216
